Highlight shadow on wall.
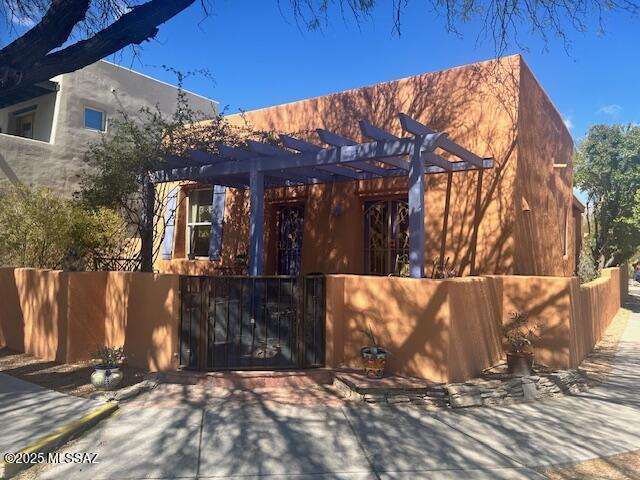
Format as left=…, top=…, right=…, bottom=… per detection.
left=326, top=267, right=626, bottom=382
left=326, top=275, right=504, bottom=383
left=492, top=275, right=576, bottom=368
left=0, top=269, right=68, bottom=362
left=0, top=268, right=180, bottom=372
left=0, top=267, right=24, bottom=352
left=224, top=57, right=523, bottom=276
left=0, top=266, right=626, bottom=382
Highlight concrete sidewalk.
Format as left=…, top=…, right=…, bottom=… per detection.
left=27, top=293, right=640, bottom=479
left=0, top=374, right=111, bottom=457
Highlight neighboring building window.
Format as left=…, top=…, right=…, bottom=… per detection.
left=16, top=112, right=35, bottom=139
left=187, top=188, right=213, bottom=258
left=84, top=108, right=105, bottom=131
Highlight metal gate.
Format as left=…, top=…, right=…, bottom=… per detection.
left=179, top=275, right=325, bottom=370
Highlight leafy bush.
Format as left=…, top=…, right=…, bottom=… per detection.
left=577, top=242, right=600, bottom=284
left=0, top=186, right=125, bottom=269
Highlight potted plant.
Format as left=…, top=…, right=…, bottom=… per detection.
left=502, top=312, right=539, bottom=376
left=359, top=326, right=391, bottom=379
left=90, top=346, right=125, bottom=390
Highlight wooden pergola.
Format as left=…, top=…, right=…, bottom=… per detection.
left=153, top=113, right=493, bottom=278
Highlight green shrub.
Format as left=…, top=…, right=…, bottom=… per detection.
left=577, top=242, right=600, bottom=284
left=0, top=187, right=125, bottom=269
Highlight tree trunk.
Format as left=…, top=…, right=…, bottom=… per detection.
left=140, top=175, right=156, bottom=272
left=0, top=0, right=194, bottom=94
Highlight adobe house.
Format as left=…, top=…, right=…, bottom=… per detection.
left=156, top=55, right=576, bottom=279
left=138, top=54, right=595, bottom=379
left=0, top=57, right=624, bottom=384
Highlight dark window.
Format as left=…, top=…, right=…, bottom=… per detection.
left=364, top=199, right=409, bottom=276
left=16, top=113, right=35, bottom=139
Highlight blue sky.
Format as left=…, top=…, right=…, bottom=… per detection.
left=6, top=1, right=638, bottom=141
left=101, top=1, right=639, bottom=143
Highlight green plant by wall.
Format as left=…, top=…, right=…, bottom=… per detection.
left=0, top=186, right=126, bottom=269
left=577, top=241, right=600, bottom=284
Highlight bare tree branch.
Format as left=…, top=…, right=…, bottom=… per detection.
left=0, top=0, right=194, bottom=93
left=0, top=0, right=89, bottom=73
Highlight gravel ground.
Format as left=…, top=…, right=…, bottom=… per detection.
left=0, top=348, right=147, bottom=398
left=537, top=449, right=640, bottom=479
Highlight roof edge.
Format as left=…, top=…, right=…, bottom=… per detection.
left=225, top=54, right=522, bottom=121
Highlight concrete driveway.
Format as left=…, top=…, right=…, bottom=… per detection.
left=22, top=302, right=640, bottom=479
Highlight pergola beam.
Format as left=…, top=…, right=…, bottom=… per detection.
left=316, top=128, right=402, bottom=175
left=247, top=139, right=350, bottom=182
left=280, top=134, right=322, bottom=153
left=188, top=151, right=229, bottom=165
left=279, top=135, right=364, bottom=178
left=359, top=120, right=410, bottom=171
left=422, top=151, right=454, bottom=172
left=359, top=120, right=398, bottom=141
left=246, top=139, right=290, bottom=156
left=153, top=156, right=493, bottom=185
left=399, top=113, right=485, bottom=168
left=152, top=114, right=493, bottom=279
left=219, top=144, right=255, bottom=160
left=177, top=137, right=421, bottom=178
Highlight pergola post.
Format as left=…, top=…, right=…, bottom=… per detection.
left=248, top=168, right=265, bottom=276
left=408, top=137, right=426, bottom=278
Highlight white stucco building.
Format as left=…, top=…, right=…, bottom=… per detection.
left=0, top=60, right=218, bottom=194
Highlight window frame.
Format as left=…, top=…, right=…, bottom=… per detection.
left=186, top=187, right=213, bottom=259
left=363, top=197, right=410, bottom=276
left=83, top=107, right=106, bottom=132
left=15, top=111, right=35, bottom=139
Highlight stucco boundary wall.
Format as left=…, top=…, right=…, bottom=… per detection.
left=0, top=268, right=180, bottom=371
left=325, top=267, right=627, bottom=382
left=0, top=267, right=627, bottom=381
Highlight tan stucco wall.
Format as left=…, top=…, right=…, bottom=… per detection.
left=224, top=56, right=522, bottom=276
left=572, top=267, right=624, bottom=366
left=161, top=55, right=575, bottom=277
left=0, top=267, right=625, bottom=381
left=491, top=275, right=576, bottom=368
left=325, top=267, right=626, bottom=382
left=514, top=62, right=575, bottom=276
left=0, top=267, right=68, bottom=361
left=325, top=274, right=504, bottom=383
left=0, top=268, right=180, bottom=371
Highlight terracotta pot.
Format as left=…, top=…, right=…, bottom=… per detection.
left=91, top=366, right=123, bottom=390
left=361, top=347, right=390, bottom=379
left=507, top=351, right=534, bottom=376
